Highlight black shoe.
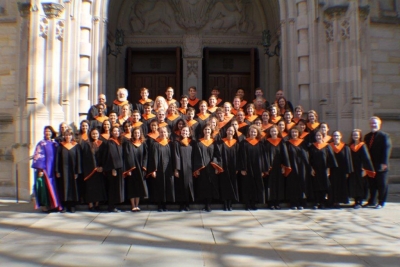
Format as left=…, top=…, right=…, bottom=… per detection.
left=354, top=204, right=361, bottom=209
left=290, top=206, right=297, bottom=210
left=245, top=204, right=251, bottom=211
left=223, top=202, right=228, bottom=211
left=251, top=204, right=257, bottom=211
left=108, top=208, right=120, bottom=213
left=70, top=207, right=76, bottom=213
left=179, top=205, right=184, bottom=212
left=205, top=205, right=212, bottom=212
left=60, top=208, right=66, bottom=213
left=89, top=207, right=94, bottom=212
left=297, top=206, right=304, bottom=210
left=275, top=205, right=281, bottom=210
left=269, top=206, right=276, bottom=210
left=157, top=205, right=163, bottom=212
left=184, top=206, right=190, bottom=211
left=375, top=204, right=383, bottom=209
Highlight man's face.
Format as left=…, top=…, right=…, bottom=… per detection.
left=255, top=90, right=263, bottom=97
left=180, top=98, right=188, bottom=108
left=233, top=98, right=241, bottom=109
left=211, top=89, right=219, bottom=97
left=144, top=106, right=152, bottom=114
left=275, top=90, right=284, bottom=100
left=140, top=90, right=149, bottom=99
left=188, top=88, right=196, bottom=99
left=369, top=119, right=381, bottom=132
left=132, top=113, right=140, bottom=122
left=98, top=95, right=106, bottom=104
left=109, top=113, right=117, bottom=123
left=117, top=90, right=127, bottom=100
left=166, top=89, right=174, bottom=99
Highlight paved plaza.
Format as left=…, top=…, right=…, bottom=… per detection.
left=1, top=185, right=399, bottom=267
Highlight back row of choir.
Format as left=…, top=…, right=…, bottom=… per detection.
left=31, top=86, right=392, bottom=213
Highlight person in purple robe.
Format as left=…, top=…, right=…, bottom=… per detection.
left=31, top=126, right=61, bottom=212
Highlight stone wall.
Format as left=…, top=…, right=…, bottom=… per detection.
left=370, top=23, right=400, bottom=152
left=0, top=0, right=18, bottom=197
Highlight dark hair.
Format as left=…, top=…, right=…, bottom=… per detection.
left=63, top=129, right=76, bottom=142
left=43, top=126, right=57, bottom=139
left=88, top=128, right=100, bottom=142
left=101, top=119, right=111, bottom=134
left=130, top=127, right=146, bottom=143
left=266, top=124, right=282, bottom=138
left=180, top=95, right=189, bottom=100
left=79, top=120, right=90, bottom=134
left=173, top=118, right=188, bottom=133
left=143, top=102, right=152, bottom=108
left=110, top=125, right=123, bottom=144
left=349, top=129, right=363, bottom=145
left=288, top=126, right=301, bottom=139
left=122, top=120, right=132, bottom=133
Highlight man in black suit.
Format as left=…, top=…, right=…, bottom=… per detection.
left=364, top=116, right=392, bottom=209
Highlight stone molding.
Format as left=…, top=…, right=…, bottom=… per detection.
left=39, top=17, right=49, bottom=38
left=187, top=60, right=199, bottom=78
left=183, top=35, right=202, bottom=58
left=17, top=3, right=31, bottom=18
left=323, top=5, right=349, bottom=20
left=42, top=3, right=64, bottom=19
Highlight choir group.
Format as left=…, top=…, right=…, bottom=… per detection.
left=31, top=86, right=392, bottom=213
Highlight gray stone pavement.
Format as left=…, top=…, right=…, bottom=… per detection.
left=1, top=185, right=399, bottom=267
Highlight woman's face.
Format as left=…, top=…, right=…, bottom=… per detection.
left=199, top=103, right=207, bottom=112
left=226, top=127, right=235, bottom=138
left=315, top=132, right=323, bottom=143
left=150, top=123, right=158, bottom=132
left=209, top=97, right=216, bottom=106
left=44, top=128, right=52, bottom=140
left=277, top=121, right=285, bottom=132
left=270, top=127, right=278, bottom=138
left=262, top=112, right=270, bottom=122
left=81, top=122, right=89, bottom=133
left=177, top=121, right=184, bottom=130
left=231, top=121, right=239, bottom=130
left=308, top=113, right=316, bottom=123
left=291, top=130, right=299, bottom=139
left=187, top=111, right=195, bottom=120
left=249, top=128, right=258, bottom=139
left=111, top=127, right=120, bottom=138
left=60, top=123, right=68, bottom=133
left=233, top=98, right=241, bottom=108
left=298, top=122, right=306, bottom=132
left=168, top=105, right=177, bottom=114
left=103, top=121, right=111, bottom=131
left=247, top=106, right=254, bottom=115
left=236, top=89, right=244, bottom=98
left=237, top=112, right=245, bottom=122
left=254, top=120, right=261, bottom=127
left=133, top=129, right=141, bottom=140
left=210, top=118, right=217, bottom=129
left=203, top=126, right=212, bottom=137
left=352, top=131, right=360, bottom=142
left=64, top=133, right=72, bottom=143
left=124, top=124, right=132, bottom=133
left=217, top=112, right=225, bottom=121
left=295, top=108, right=302, bottom=118
left=91, top=130, right=99, bottom=140
left=284, top=112, right=293, bottom=122
left=224, top=104, right=231, bottom=114
left=181, top=127, right=190, bottom=138
left=278, top=98, right=285, bottom=108
left=320, top=124, right=329, bottom=135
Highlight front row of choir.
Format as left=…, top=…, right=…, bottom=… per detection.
left=31, top=120, right=376, bottom=213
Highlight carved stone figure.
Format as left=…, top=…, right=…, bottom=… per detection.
left=209, top=0, right=245, bottom=32
left=133, top=0, right=174, bottom=32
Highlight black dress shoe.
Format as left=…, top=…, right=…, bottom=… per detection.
left=70, top=207, right=76, bottom=213
left=60, top=208, right=66, bottom=213
left=108, top=208, right=120, bottom=213
left=184, top=206, right=190, bottom=211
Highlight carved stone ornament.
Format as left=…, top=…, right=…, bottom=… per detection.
left=169, top=0, right=214, bottom=30
left=56, top=20, right=64, bottom=41
left=324, top=4, right=349, bottom=20
left=183, top=35, right=202, bottom=58
left=17, top=2, right=31, bottom=17
left=187, top=60, right=198, bottom=78
left=42, top=3, right=64, bottom=19
left=340, top=19, right=350, bottom=40
left=358, top=5, right=370, bottom=20
left=323, top=21, right=334, bottom=42
left=39, top=17, right=49, bottom=38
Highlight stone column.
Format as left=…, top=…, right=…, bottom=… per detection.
left=78, top=0, right=93, bottom=121
left=42, top=3, right=65, bottom=126
left=182, top=35, right=202, bottom=99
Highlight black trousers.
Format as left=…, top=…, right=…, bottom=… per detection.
left=368, top=171, right=389, bottom=205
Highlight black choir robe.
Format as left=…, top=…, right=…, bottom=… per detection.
left=147, top=138, right=175, bottom=203
left=195, top=113, right=211, bottom=139
left=305, top=122, right=320, bottom=144
left=188, top=98, right=200, bottom=114
left=173, top=138, right=195, bottom=203
left=166, top=114, right=182, bottom=130
left=218, top=138, right=239, bottom=202
left=308, top=142, right=338, bottom=193
left=81, top=140, right=107, bottom=203
left=55, top=142, right=82, bottom=202
left=141, top=113, right=156, bottom=133
left=123, top=140, right=148, bottom=199
left=102, top=138, right=124, bottom=204
left=136, top=99, right=154, bottom=115
left=285, top=139, right=310, bottom=203
left=348, top=142, right=375, bottom=199
left=264, top=138, right=291, bottom=203
left=329, top=142, right=353, bottom=204
left=187, top=119, right=200, bottom=141
left=238, top=138, right=266, bottom=203
left=193, top=138, right=222, bottom=201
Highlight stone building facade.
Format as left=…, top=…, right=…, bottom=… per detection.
left=0, top=0, right=399, bottom=199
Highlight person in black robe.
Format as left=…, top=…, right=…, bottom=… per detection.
left=239, top=125, right=267, bottom=210
left=348, top=129, right=375, bottom=208
left=123, top=127, right=148, bottom=212
left=195, top=101, right=211, bottom=140
left=89, top=103, right=109, bottom=131
left=147, top=126, right=175, bottom=211
left=260, top=111, right=274, bottom=135
left=55, top=122, right=70, bottom=144
left=308, top=130, right=338, bottom=209
left=136, top=87, right=154, bottom=115
left=99, top=120, right=111, bottom=142
left=55, top=129, right=82, bottom=213
left=328, top=131, right=353, bottom=208
left=193, top=124, right=223, bottom=212
left=285, top=127, right=310, bottom=210
left=165, top=102, right=182, bottom=130
left=171, top=119, right=188, bottom=142
left=187, top=86, right=200, bottom=114
left=185, top=108, right=200, bottom=141
left=173, top=126, right=195, bottom=211
left=364, top=116, right=392, bottom=209
left=130, top=110, right=148, bottom=137
left=82, top=128, right=107, bottom=211
left=146, top=120, right=159, bottom=150
left=264, top=125, right=291, bottom=209
left=110, top=88, right=135, bottom=115
left=102, top=126, right=124, bottom=212
left=305, top=110, right=320, bottom=144
left=141, top=103, right=156, bottom=132
left=218, top=125, right=239, bottom=211
left=87, top=94, right=110, bottom=121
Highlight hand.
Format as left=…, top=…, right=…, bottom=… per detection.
left=346, top=174, right=349, bottom=178
left=381, top=164, right=388, bottom=171
left=281, top=167, right=285, bottom=174
left=151, top=172, right=156, bottom=178
left=241, top=170, right=247, bottom=176
left=56, top=173, right=61, bottom=178
left=311, top=169, right=315, bottom=176
left=38, top=171, right=44, bottom=177
left=362, top=170, right=366, bottom=177
left=97, top=167, right=103, bottom=172
left=327, top=168, right=330, bottom=176
left=74, top=174, right=78, bottom=179
left=174, top=170, right=179, bottom=178
left=128, top=172, right=132, bottom=176
left=112, top=169, right=117, bottom=177
left=194, top=170, right=200, bottom=176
